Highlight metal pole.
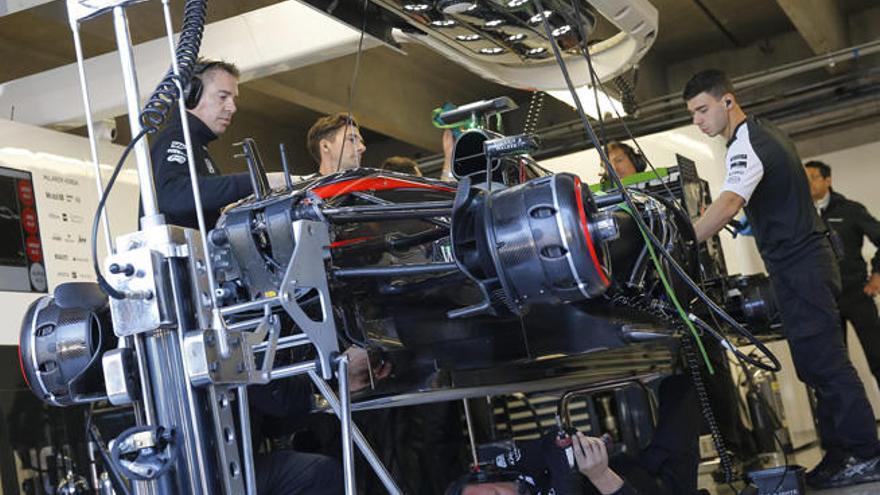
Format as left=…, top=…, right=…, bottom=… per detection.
left=336, top=356, right=356, bottom=495
left=309, top=371, right=403, bottom=495
left=144, top=330, right=193, bottom=492
left=111, top=6, right=161, bottom=224
left=237, top=385, right=257, bottom=495
left=69, top=24, right=114, bottom=255
left=268, top=361, right=318, bottom=380
left=462, top=399, right=480, bottom=469
left=157, top=0, right=233, bottom=359
left=167, top=259, right=211, bottom=493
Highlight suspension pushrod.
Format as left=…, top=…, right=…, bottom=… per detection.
left=333, top=262, right=458, bottom=278
left=322, top=201, right=453, bottom=222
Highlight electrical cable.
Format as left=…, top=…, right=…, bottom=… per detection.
left=90, top=0, right=211, bottom=297
left=532, top=0, right=779, bottom=372
left=566, top=0, right=678, bottom=204
left=522, top=91, right=545, bottom=136
left=619, top=203, right=713, bottom=372
left=85, top=405, right=132, bottom=495
left=92, top=129, right=148, bottom=299
left=709, top=308, right=790, bottom=494
left=609, top=291, right=737, bottom=485
left=335, top=0, right=370, bottom=174
left=622, top=192, right=778, bottom=373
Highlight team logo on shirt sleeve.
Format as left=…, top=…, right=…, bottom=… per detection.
left=729, top=153, right=748, bottom=170
left=166, top=140, right=187, bottom=164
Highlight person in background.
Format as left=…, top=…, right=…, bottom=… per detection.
left=805, top=160, right=880, bottom=388
left=306, top=113, right=366, bottom=176
left=447, top=375, right=702, bottom=495
left=381, top=156, right=423, bottom=176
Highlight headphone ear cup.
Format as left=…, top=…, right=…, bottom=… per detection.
left=184, top=77, right=203, bottom=110
left=633, top=151, right=648, bottom=173
left=623, top=146, right=647, bottom=173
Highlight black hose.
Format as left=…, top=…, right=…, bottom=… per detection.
left=612, top=293, right=736, bottom=484
left=92, top=129, right=148, bottom=299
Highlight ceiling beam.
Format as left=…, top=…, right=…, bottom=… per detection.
left=247, top=45, right=520, bottom=152
left=776, top=0, right=849, bottom=59
left=0, top=1, right=378, bottom=129
left=0, top=0, right=54, bottom=17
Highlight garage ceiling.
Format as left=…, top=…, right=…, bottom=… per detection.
left=0, top=0, right=878, bottom=173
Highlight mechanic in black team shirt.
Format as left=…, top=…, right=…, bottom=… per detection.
left=149, top=58, right=287, bottom=229
left=149, top=58, right=351, bottom=494
left=684, top=69, right=880, bottom=489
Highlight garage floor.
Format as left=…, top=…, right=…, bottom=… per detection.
left=699, top=440, right=880, bottom=494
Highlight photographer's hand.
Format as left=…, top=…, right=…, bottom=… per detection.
left=572, top=432, right=624, bottom=495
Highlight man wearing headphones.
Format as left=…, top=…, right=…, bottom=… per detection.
left=149, top=58, right=287, bottom=229
left=597, top=142, right=645, bottom=190
left=149, top=59, right=351, bottom=494
left=684, top=69, right=880, bottom=489
left=605, top=141, right=646, bottom=178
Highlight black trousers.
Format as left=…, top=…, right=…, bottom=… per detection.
left=769, top=245, right=879, bottom=457
left=839, top=286, right=880, bottom=388
left=255, top=450, right=343, bottom=495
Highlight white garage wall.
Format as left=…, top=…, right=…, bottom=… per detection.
left=806, top=140, right=880, bottom=414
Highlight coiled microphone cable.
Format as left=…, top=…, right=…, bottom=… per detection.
left=139, top=0, right=208, bottom=133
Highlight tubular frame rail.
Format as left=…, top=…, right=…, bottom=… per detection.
left=64, top=1, right=402, bottom=493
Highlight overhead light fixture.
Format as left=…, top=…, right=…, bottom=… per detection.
left=436, top=0, right=477, bottom=14
left=404, top=3, right=432, bottom=12
left=484, top=19, right=505, bottom=28
left=526, top=46, right=547, bottom=56
left=506, top=0, right=528, bottom=7
left=431, top=19, right=457, bottom=27
left=480, top=47, right=505, bottom=55
left=546, top=86, right=627, bottom=121
left=506, top=33, right=526, bottom=42
left=456, top=33, right=482, bottom=41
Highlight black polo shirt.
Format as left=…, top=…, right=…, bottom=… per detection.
left=721, top=116, right=826, bottom=267
left=821, top=190, right=880, bottom=291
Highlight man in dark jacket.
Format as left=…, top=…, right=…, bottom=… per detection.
left=149, top=59, right=287, bottom=229
left=805, top=160, right=880, bottom=387
left=149, top=59, right=350, bottom=494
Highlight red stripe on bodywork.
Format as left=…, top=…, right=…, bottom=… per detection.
left=573, top=177, right=610, bottom=287
left=312, top=177, right=455, bottom=199
left=330, top=236, right=372, bottom=248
